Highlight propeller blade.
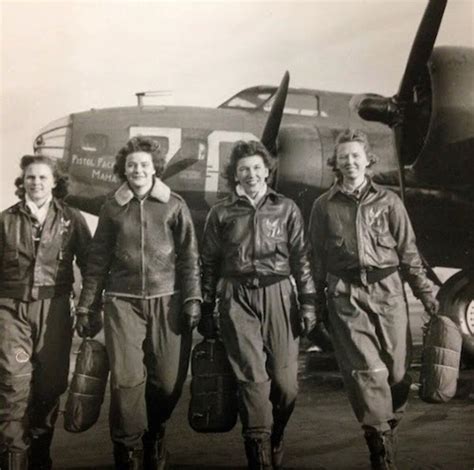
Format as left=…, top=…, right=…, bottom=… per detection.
left=261, top=71, right=290, bottom=154
left=393, top=124, right=407, bottom=204
left=398, top=0, right=447, bottom=102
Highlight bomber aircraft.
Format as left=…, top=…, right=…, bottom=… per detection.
left=32, top=0, right=474, bottom=358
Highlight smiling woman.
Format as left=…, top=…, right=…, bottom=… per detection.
left=75, top=135, right=202, bottom=467
left=23, top=163, right=56, bottom=206
left=14, top=155, right=68, bottom=202
left=124, top=152, right=156, bottom=196
left=0, top=155, right=92, bottom=469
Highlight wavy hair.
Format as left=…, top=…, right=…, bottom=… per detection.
left=14, top=155, right=68, bottom=200
left=113, top=136, right=165, bottom=181
left=224, top=140, right=275, bottom=191
left=327, top=129, right=378, bottom=177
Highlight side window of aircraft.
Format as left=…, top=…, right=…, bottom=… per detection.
left=129, top=126, right=179, bottom=164
left=81, top=133, right=108, bottom=153
left=143, top=136, right=170, bottom=159
left=181, top=138, right=207, bottom=161
left=264, top=93, right=326, bottom=117
left=220, top=90, right=273, bottom=109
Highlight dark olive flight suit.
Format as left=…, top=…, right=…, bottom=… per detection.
left=201, top=187, right=315, bottom=466
left=309, top=179, right=437, bottom=432
left=78, top=179, right=201, bottom=455
left=0, top=199, right=91, bottom=466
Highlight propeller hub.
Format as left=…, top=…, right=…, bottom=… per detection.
left=351, top=94, right=400, bottom=127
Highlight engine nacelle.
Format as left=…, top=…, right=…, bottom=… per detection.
left=275, top=125, right=325, bottom=218
left=413, top=47, right=474, bottom=185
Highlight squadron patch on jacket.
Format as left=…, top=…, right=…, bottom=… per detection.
left=262, top=218, right=283, bottom=239
left=14, top=348, right=30, bottom=363
left=59, top=216, right=71, bottom=235
left=366, top=207, right=388, bottom=232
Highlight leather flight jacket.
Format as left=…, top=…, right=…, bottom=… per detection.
left=309, top=178, right=436, bottom=299
left=201, top=188, right=315, bottom=305
left=78, top=179, right=202, bottom=311
left=0, top=199, right=91, bottom=300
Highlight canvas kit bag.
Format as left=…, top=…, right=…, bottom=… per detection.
left=188, top=338, right=238, bottom=433
left=419, top=315, right=462, bottom=403
left=64, top=338, right=109, bottom=432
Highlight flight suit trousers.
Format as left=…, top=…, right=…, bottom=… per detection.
left=326, top=271, right=412, bottom=433
left=103, top=294, right=191, bottom=448
left=218, top=278, right=300, bottom=440
left=0, top=295, right=72, bottom=453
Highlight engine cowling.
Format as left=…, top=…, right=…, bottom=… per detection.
left=352, top=47, right=474, bottom=187
left=413, top=46, right=474, bottom=185
left=275, top=125, right=325, bottom=218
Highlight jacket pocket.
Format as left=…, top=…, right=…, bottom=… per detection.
left=326, top=272, right=349, bottom=298
left=377, top=234, right=397, bottom=248
left=275, top=241, right=289, bottom=258
left=327, top=236, right=344, bottom=249
left=2, top=249, right=19, bottom=269
left=2, top=249, right=21, bottom=281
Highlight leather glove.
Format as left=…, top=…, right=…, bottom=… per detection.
left=420, top=294, right=439, bottom=316
left=197, top=301, right=218, bottom=338
left=300, top=304, right=318, bottom=337
left=182, top=300, right=202, bottom=332
left=75, top=309, right=103, bottom=338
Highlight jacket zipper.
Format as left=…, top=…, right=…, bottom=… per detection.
left=140, top=199, right=145, bottom=294
left=355, top=198, right=365, bottom=268
left=253, top=206, right=258, bottom=271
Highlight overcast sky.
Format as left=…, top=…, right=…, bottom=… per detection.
left=1, top=0, right=473, bottom=210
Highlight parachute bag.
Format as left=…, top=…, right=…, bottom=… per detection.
left=188, top=338, right=238, bottom=433
left=419, top=315, right=462, bottom=403
left=64, top=338, right=109, bottom=432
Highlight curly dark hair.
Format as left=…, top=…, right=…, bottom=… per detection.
left=15, top=155, right=68, bottom=200
left=224, top=140, right=276, bottom=191
left=113, top=136, right=165, bottom=181
left=327, top=129, right=378, bottom=178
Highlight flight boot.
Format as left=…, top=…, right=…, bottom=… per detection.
left=142, top=426, right=169, bottom=470
left=270, top=423, right=285, bottom=470
left=29, top=432, right=53, bottom=470
left=244, top=437, right=273, bottom=470
left=364, top=428, right=397, bottom=470
left=0, top=451, right=28, bottom=470
left=388, top=419, right=399, bottom=461
left=113, top=443, right=143, bottom=470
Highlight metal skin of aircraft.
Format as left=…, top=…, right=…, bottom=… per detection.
left=32, top=1, right=474, bottom=358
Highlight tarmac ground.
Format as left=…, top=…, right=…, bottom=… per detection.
left=49, top=274, right=474, bottom=470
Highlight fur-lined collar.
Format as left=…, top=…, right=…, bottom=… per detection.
left=114, top=178, right=171, bottom=206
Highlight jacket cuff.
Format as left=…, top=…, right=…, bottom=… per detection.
left=183, top=296, right=203, bottom=305
left=76, top=306, right=95, bottom=315
left=299, top=293, right=316, bottom=306
left=202, top=292, right=216, bottom=305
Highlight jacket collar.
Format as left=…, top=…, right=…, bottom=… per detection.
left=11, top=197, right=63, bottom=216
left=327, top=176, right=379, bottom=200
left=226, top=186, right=280, bottom=206
left=114, top=178, right=171, bottom=206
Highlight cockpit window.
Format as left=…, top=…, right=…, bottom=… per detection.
left=220, top=89, right=273, bottom=109
left=81, top=133, right=108, bottom=153
left=220, top=87, right=327, bottom=117
left=34, top=115, right=72, bottom=160
left=264, top=92, right=326, bottom=117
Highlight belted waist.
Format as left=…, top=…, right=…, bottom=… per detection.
left=226, top=274, right=288, bottom=289
left=329, top=266, right=398, bottom=285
